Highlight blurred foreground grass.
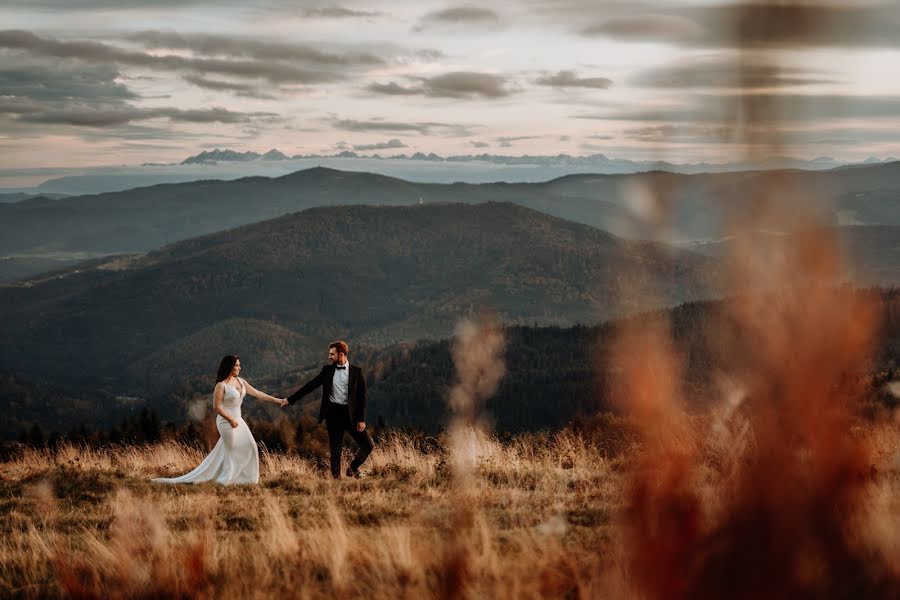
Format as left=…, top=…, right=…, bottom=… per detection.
left=0, top=429, right=635, bottom=599
left=0, top=419, right=897, bottom=599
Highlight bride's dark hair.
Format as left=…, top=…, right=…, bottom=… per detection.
left=216, top=355, right=239, bottom=383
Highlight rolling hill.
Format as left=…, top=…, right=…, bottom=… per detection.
left=3, top=162, right=900, bottom=283
left=0, top=202, right=718, bottom=393
left=689, top=225, right=900, bottom=287
left=8, top=287, right=897, bottom=440
left=362, top=289, right=900, bottom=433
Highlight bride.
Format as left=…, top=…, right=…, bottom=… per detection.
left=153, top=355, right=287, bottom=485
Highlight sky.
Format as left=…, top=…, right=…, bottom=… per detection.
left=2, top=0, right=900, bottom=171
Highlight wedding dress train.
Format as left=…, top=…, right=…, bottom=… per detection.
left=153, top=381, right=260, bottom=485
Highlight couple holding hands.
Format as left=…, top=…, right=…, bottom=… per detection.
left=152, top=341, right=374, bottom=485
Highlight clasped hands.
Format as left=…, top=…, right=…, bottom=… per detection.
left=271, top=398, right=363, bottom=430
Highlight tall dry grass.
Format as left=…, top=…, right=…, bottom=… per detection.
left=0, top=429, right=628, bottom=599
left=1, top=419, right=896, bottom=599
left=598, top=2, right=900, bottom=597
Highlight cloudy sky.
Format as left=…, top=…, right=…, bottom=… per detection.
left=2, top=0, right=900, bottom=170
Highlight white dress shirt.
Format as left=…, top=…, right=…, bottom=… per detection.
left=330, top=360, right=350, bottom=405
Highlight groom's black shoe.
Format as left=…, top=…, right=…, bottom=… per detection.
left=345, top=466, right=362, bottom=479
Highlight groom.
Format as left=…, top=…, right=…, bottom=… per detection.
left=287, top=340, right=374, bottom=479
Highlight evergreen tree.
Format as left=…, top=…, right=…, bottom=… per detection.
left=28, top=422, right=44, bottom=447
left=139, top=408, right=161, bottom=442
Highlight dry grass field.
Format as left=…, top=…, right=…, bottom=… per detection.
left=1, top=415, right=897, bottom=599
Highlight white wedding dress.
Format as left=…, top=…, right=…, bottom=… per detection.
left=153, top=380, right=260, bottom=485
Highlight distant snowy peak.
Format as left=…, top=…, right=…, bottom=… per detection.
left=261, top=149, right=289, bottom=161
left=178, top=148, right=897, bottom=173
left=181, top=149, right=266, bottom=164
left=181, top=148, right=290, bottom=164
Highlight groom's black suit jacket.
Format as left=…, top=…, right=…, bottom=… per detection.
left=287, top=363, right=367, bottom=424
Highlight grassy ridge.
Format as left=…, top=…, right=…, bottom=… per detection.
left=0, top=432, right=626, bottom=598
left=1, top=418, right=898, bottom=599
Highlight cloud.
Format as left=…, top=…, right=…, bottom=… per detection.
left=470, top=141, right=490, bottom=148
left=0, top=53, right=277, bottom=131
left=496, top=135, right=540, bottom=147
left=0, top=98, right=37, bottom=118
left=535, top=70, right=612, bottom=89
left=632, top=56, right=838, bottom=89
left=415, top=49, right=445, bottom=61
left=333, top=119, right=432, bottom=133
left=366, top=71, right=511, bottom=99
left=366, top=81, right=420, bottom=96
left=78, top=123, right=214, bottom=141
left=578, top=93, right=900, bottom=125
left=520, top=0, right=645, bottom=17
left=301, top=7, right=383, bottom=19
left=1, top=0, right=208, bottom=9
left=352, top=138, right=407, bottom=151
left=580, top=13, right=703, bottom=42
left=182, top=74, right=276, bottom=98
left=423, top=72, right=509, bottom=99
left=331, top=118, right=476, bottom=137
left=0, top=59, right=136, bottom=102
left=624, top=124, right=733, bottom=144
left=130, top=30, right=383, bottom=67
left=685, top=2, right=900, bottom=49
left=419, top=5, right=501, bottom=26
left=0, top=30, right=342, bottom=85
left=1, top=0, right=376, bottom=12
left=18, top=106, right=275, bottom=127
left=576, top=3, right=900, bottom=50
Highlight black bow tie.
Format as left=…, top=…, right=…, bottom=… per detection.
left=335, top=365, right=346, bottom=370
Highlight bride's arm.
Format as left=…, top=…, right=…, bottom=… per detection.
left=213, top=383, right=239, bottom=428
left=241, top=378, right=287, bottom=406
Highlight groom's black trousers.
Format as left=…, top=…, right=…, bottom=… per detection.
left=325, top=400, right=374, bottom=478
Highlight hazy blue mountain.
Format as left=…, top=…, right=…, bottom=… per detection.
left=179, top=147, right=850, bottom=172
left=7, top=150, right=889, bottom=197
left=181, top=148, right=291, bottom=165
left=0, top=192, right=69, bottom=204
left=688, top=225, right=900, bottom=287
left=181, top=149, right=264, bottom=164
left=3, top=162, right=900, bottom=283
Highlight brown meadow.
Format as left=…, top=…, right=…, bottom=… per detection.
left=0, top=414, right=897, bottom=599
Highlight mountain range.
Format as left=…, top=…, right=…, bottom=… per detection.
left=7, top=150, right=898, bottom=198
left=362, top=288, right=900, bottom=432
left=0, top=192, right=69, bottom=204
left=8, top=287, right=898, bottom=439
left=180, top=147, right=867, bottom=172
left=3, top=160, right=899, bottom=438
left=4, top=163, right=900, bottom=284
left=690, top=226, right=900, bottom=286
left=0, top=202, right=718, bottom=394
left=181, top=149, right=290, bottom=164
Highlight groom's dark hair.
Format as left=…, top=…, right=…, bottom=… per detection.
left=329, top=341, right=349, bottom=356
left=216, top=355, right=239, bottom=382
